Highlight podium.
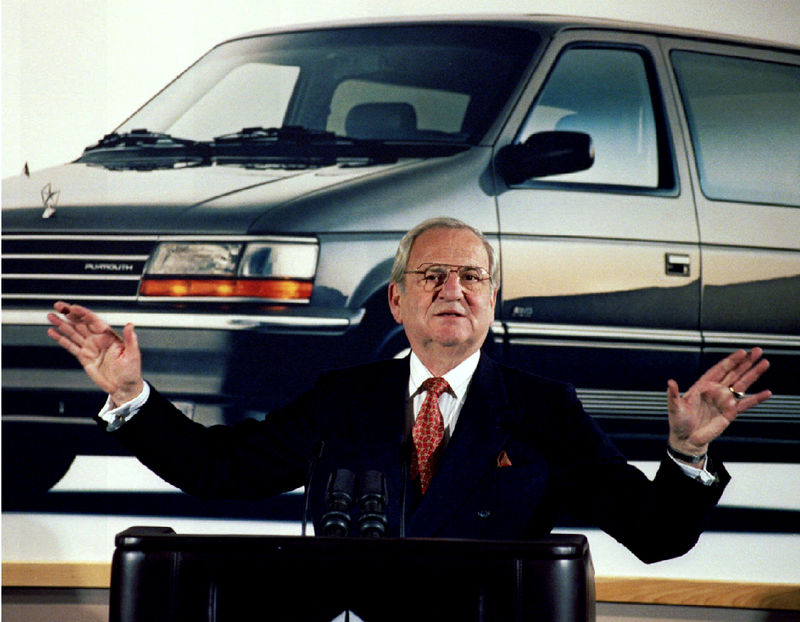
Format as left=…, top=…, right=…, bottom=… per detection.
left=111, top=526, right=595, bottom=622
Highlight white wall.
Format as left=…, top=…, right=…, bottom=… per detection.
left=2, top=0, right=800, bottom=178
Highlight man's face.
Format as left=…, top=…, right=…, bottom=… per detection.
left=388, top=227, right=497, bottom=369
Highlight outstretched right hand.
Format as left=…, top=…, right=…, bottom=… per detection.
left=47, top=301, right=144, bottom=407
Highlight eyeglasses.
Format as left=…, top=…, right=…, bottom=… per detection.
left=404, top=263, right=492, bottom=293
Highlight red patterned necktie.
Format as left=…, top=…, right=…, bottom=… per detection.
left=411, top=377, right=450, bottom=494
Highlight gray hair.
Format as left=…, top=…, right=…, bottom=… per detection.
left=390, top=217, right=499, bottom=290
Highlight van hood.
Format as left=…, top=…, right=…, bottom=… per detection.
left=1, top=159, right=422, bottom=234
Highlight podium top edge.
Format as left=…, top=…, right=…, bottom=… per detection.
left=114, top=527, right=590, bottom=559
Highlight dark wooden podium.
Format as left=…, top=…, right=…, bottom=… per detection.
left=110, top=526, right=595, bottom=622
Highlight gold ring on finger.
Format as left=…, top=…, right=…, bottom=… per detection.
left=729, top=386, right=745, bottom=400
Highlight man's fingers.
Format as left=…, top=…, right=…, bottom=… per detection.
left=47, top=312, right=86, bottom=347
left=122, top=323, right=138, bottom=350
left=46, top=311, right=64, bottom=331
left=106, top=326, right=125, bottom=344
left=50, top=303, right=91, bottom=338
left=53, top=300, right=71, bottom=315
left=57, top=301, right=90, bottom=318
left=666, top=379, right=680, bottom=405
left=710, top=349, right=749, bottom=385
left=47, top=324, right=100, bottom=365
left=47, top=326, right=82, bottom=356
left=54, top=301, right=111, bottom=338
left=729, top=358, right=770, bottom=394
left=734, top=389, right=773, bottom=413
left=48, top=305, right=124, bottom=364
left=721, top=348, right=766, bottom=388
left=50, top=302, right=120, bottom=342
left=71, top=307, right=108, bottom=339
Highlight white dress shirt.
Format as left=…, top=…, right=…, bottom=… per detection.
left=408, top=350, right=480, bottom=439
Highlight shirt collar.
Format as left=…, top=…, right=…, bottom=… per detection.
left=408, top=350, right=481, bottom=401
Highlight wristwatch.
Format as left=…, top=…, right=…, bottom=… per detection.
left=666, top=444, right=706, bottom=465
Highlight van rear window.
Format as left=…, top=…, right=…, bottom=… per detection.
left=671, top=50, right=800, bottom=207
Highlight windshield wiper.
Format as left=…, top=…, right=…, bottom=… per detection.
left=78, top=126, right=467, bottom=171
left=213, top=126, right=338, bottom=143
left=78, top=129, right=212, bottom=170
left=212, top=126, right=399, bottom=167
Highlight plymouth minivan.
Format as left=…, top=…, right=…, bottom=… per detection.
left=3, top=15, right=799, bottom=503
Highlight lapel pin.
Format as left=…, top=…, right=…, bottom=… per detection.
left=496, top=450, right=512, bottom=468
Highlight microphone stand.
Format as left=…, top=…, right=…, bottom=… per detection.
left=301, top=441, right=324, bottom=536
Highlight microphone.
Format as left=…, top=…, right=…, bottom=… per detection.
left=357, top=470, right=388, bottom=538
left=320, top=468, right=356, bottom=537
left=301, top=440, right=324, bottom=537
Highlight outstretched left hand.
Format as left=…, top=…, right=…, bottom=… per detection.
left=667, top=348, right=772, bottom=458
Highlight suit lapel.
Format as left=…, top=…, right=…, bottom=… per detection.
left=357, top=357, right=409, bottom=441
left=407, top=354, right=514, bottom=537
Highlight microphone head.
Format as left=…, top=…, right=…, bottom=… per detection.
left=326, top=468, right=356, bottom=507
left=321, top=468, right=356, bottom=537
left=358, top=470, right=387, bottom=501
left=357, top=470, right=388, bottom=537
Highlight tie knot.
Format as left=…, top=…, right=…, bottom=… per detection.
left=422, top=376, right=450, bottom=398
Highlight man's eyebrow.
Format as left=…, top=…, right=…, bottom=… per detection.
left=415, top=263, right=486, bottom=270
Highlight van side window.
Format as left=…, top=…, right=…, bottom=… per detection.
left=517, top=47, right=661, bottom=187
left=671, top=51, right=800, bottom=207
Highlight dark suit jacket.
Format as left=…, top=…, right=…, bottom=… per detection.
left=112, top=353, right=729, bottom=563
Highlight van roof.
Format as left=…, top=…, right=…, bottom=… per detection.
left=224, top=14, right=799, bottom=55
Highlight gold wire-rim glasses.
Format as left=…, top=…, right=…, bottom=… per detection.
left=403, top=263, right=492, bottom=292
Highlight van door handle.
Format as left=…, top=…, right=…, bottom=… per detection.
left=665, top=253, right=690, bottom=276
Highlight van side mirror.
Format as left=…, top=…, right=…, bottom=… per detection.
left=495, top=131, right=594, bottom=185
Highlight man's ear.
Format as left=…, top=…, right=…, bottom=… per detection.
left=387, top=282, right=403, bottom=324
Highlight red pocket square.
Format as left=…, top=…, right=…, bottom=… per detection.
left=496, top=450, right=512, bottom=468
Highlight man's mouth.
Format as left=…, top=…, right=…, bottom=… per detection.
left=435, top=310, right=465, bottom=317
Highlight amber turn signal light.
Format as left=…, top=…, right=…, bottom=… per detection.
left=140, top=278, right=313, bottom=300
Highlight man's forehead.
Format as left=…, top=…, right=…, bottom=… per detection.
left=409, top=227, right=488, bottom=266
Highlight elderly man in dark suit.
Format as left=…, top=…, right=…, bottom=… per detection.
left=47, top=216, right=771, bottom=563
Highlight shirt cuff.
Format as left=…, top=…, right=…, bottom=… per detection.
left=98, top=382, right=150, bottom=432
left=668, top=451, right=718, bottom=486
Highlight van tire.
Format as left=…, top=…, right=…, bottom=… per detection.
left=2, top=428, right=75, bottom=505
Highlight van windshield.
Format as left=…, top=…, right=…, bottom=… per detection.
left=115, top=25, right=540, bottom=146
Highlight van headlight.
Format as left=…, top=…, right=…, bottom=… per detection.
left=140, top=239, right=317, bottom=301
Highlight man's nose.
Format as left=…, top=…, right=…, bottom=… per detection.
left=438, top=270, right=464, bottom=298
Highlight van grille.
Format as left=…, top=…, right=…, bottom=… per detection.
left=2, top=235, right=156, bottom=300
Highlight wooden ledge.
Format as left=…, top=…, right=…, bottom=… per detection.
left=596, top=577, right=800, bottom=611
left=3, top=562, right=110, bottom=588
left=3, top=563, right=799, bottom=610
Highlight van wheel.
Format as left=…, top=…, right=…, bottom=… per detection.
left=2, top=429, right=75, bottom=506
left=371, top=323, right=410, bottom=362
left=356, top=288, right=409, bottom=362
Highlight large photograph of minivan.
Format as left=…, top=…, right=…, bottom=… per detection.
left=3, top=16, right=799, bottom=541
